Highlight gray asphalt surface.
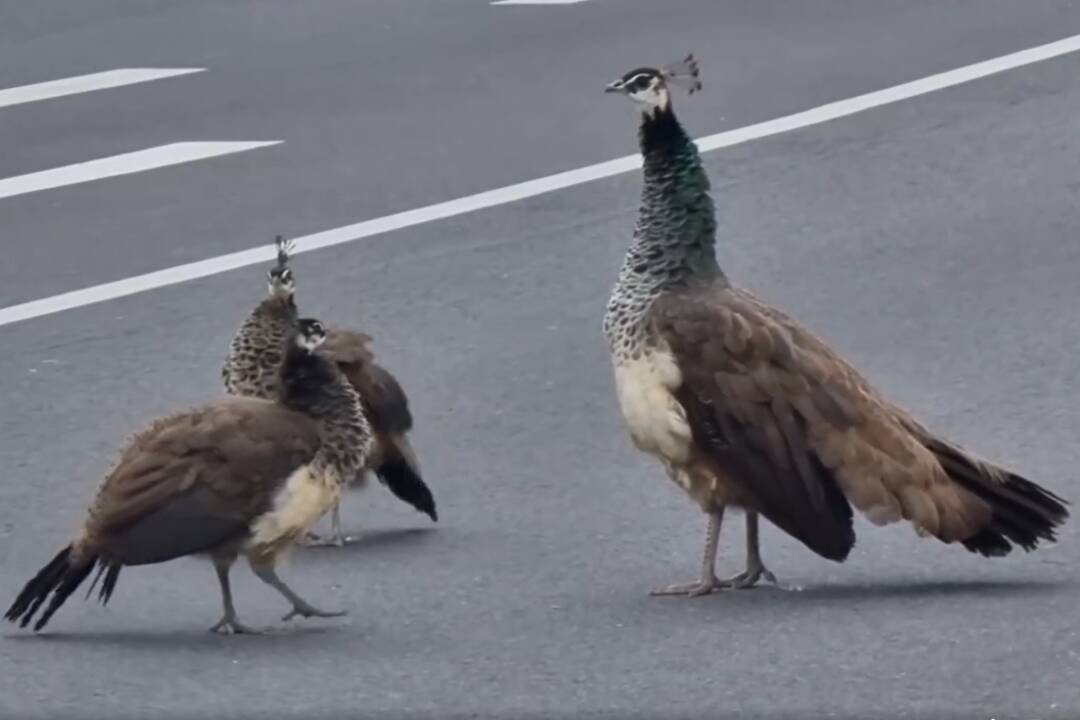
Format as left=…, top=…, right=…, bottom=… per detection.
left=2, top=1, right=1079, bottom=718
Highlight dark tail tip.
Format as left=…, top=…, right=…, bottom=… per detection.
left=925, top=437, right=1068, bottom=557
left=98, top=564, right=122, bottom=606
left=961, top=471, right=1069, bottom=557
left=376, top=453, right=438, bottom=522
left=5, top=546, right=98, bottom=632
left=797, top=514, right=855, bottom=563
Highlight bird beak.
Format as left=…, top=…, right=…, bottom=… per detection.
left=605, top=80, right=625, bottom=94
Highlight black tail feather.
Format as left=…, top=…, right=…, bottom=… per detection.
left=6, top=546, right=73, bottom=625
left=5, top=546, right=104, bottom=631
left=84, top=560, right=123, bottom=605
left=960, top=470, right=1069, bottom=556
left=376, top=444, right=437, bottom=522
left=84, top=561, right=108, bottom=601
left=99, top=564, right=122, bottom=606
left=33, top=562, right=95, bottom=631
left=927, top=438, right=1070, bottom=557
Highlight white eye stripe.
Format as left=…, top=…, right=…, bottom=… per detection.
left=623, top=73, right=658, bottom=92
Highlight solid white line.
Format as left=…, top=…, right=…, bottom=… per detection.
left=0, top=68, right=204, bottom=110
left=493, top=1, right=589, bottom=5
left=3, top=33, right=1080, bottom=328
left=0, top=142, right=282, bottom=201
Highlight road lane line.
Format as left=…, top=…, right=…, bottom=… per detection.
left=493, top=1, right=590, bottom=5
left=0, top=68, right=205, bottom=109
left=3, top=32, right=1080, bottom=328
left=0, top=142, right=282, bottom=201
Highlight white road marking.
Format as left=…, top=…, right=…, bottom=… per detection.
left=493, top=0, right=589, bottom=5
left=0, top=141, right=281, bottom=201
left=3, top=33, right=1080, bottom=328
left=0, top=68, right=204, bottom=110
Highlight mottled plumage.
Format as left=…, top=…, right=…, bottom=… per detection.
left=224, top=238, right=435, bottom=546
left=7, top=320, right=373, bottom=632
left=603, top=57, right=1068, bottom=596
left=222, top=236, right=297, bottom=397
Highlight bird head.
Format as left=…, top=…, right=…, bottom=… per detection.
left=605, top=54, right=702, bottom=116
left=266, top=235, right=296, bottom=298
left=295, top=317, right=327, bottom=354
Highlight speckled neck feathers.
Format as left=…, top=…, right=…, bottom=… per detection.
left=222, top=295, right=298, bottom=398
left=604, top=105, right=725, bottom=361
left=280, top=339, right=373, bottom=483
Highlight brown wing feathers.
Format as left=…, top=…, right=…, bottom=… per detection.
left=679, top=385, right=855, bottom=560
left=5, top=398, right=321, bottom=630
left=321, top=329, right=436, bottom=521
left=660, top=292, right=855, bottom=559
left=654, top=285, right=1068, bottom=560
left=918, top=433, right=1068, bottom=555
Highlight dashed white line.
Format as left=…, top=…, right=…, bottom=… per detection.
left=493, top=1, right=590, bottom=5
left=0, top=141, right=282, bottom=201
left=0, top=68, right=204, bottom=110
left=3, top=32, right=1080, bottom=328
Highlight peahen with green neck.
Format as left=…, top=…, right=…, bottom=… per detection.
left=603, top=55, right=1068, bottom=596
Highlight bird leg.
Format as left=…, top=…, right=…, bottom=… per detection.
left=717, top=511, right=779, bottom=590
left=248, top=560, right=347, bottom=622
left=209, top=555, right=260, bottom=634
left=651, top=508, right=725, bottom=597
left=302, top=503, right=348, bottom=548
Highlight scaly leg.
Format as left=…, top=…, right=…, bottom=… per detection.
left=208, top=554, right=260, bottom=634
left=249, top=560, right=347, bottom=622
left=302, top=503, right=347, bottom=548
left=718, top=511, right=779, bottom=589
left=651, top=508, right=724, bottom=597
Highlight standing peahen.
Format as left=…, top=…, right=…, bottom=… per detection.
left=602, top=55, right=1068, bottom=596
left=223, top=237, right=437, bottom=546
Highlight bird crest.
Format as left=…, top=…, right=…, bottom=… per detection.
left=661, top=54, right=702, bottom=95
left=273, top=235, right=295, bottom=272
left=267, top=235, right=298, bottom=298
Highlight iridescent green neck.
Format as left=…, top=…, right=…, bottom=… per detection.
left=603, top=105, right=725, bottom=360
left=630, top=105, right=722, bottom=286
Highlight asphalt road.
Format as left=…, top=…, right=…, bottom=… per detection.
left=2, top=1, right=1079, bottom=718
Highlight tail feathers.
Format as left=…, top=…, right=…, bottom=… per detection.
left=99, top=564, right=122, bottom=605
left=5, top=546, right=109, bottom=631
left=926, top=438, right=1069, bottom=557
left=376, top=436, right=437, bottom=522
left=84, top=560, right=123, bottom=605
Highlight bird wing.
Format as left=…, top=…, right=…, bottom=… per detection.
left=85, top=397, right=321, bottom=564
left=319, top=328, right=374, bottom=365
left=649, top=283, right=988, bottom=560
left=349, top=361, right=414, bottom=436
left=320, top=329, right=413, bottom=435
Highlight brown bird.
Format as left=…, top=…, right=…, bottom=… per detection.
left=602, top=55, right=1069, bottom=596
left=312, top=328, right=433, bottom=544
left=222, top=237, right=436, bottom=546
left=6, top=318, right=373, bottom=633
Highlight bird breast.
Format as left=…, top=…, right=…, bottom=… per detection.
left=247, top=463, right=343, bottom=559
left=613, top=347, right=693, bottom=465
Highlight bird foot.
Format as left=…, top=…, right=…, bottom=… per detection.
left=281, top=603, right=347, bottom=622
left=717, top=564, right=779, bottom=590
left=650, top=578, right=722, bottom=597
left=301, top=532, right=346, bottom=548
left=651, top=564, right=780, bottom=596
left=209, top=616, right=262, bottom=635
